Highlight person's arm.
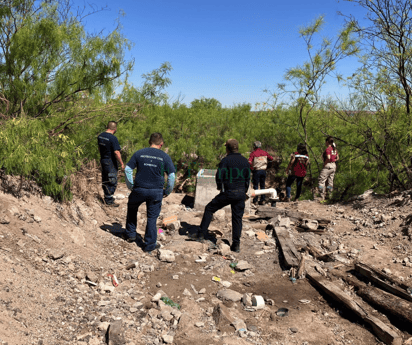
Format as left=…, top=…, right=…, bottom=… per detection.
left=267, top=152, right=274, bottom=161
left=216, top=160, right=226, bottom=190
left=164, top=173, right=176, bottom=196
left=114, top=150, right=125, bottom=170
left=248, top=152, right=254, bottom=170
left=285, top=154, right=295, bottom=175
left=125, top=165, right=134, bottom=190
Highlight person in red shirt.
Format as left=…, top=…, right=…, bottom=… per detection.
left=248, top=141, right=274, bottom=205
left=285, top=143, right=309, bottom=202
left=318, top=136, right=339, bottom=201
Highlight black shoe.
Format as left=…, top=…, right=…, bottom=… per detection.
left=106, top=202, right=120, bottom=208
left=230, top=243, right=240, bottom=253
left=259, top=200, right=267, bottom=206
left=144, top=243, right=161, bottom=254
left=188, top=232, right=205, bottom=242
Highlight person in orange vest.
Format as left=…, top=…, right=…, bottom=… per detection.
left=248, top=141, right=274, bottom=205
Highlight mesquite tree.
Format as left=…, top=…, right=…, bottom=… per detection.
left=0, top=0, right=133, bottom=118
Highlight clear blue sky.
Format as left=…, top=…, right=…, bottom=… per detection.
left=75, top=0, right=368, bottom=107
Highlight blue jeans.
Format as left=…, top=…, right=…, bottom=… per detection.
left=252, top=170, right=266, bottom=203
left=126, top=188, right=163, bottom=251
left=286, top=175, right=304, bottom=199
left=200, top=190, right=246, bottom=246
left=101, top=159, right=118, bottom=204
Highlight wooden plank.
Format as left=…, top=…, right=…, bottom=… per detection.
left=307, top=268, right=402, bottom=345
left=355, top=263, right=412, bottom=302
left=274, top=227, right=301, bottom=268
left=332, top=270, right=412, bottom=330
left=256, top=207, right=331, bottom=225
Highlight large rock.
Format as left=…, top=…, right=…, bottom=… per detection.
left=158, top=249, right=175, bottom=262
left=107, top=320, right=124, bottom=345
left=217, top=242, right=231, bottom=256
left=212, top=304, right=235, bottom=332
left=213, top=209, right=226, bottom=222
left=166, top=220, right=181, bottom=231
left=0, top=215, right=10, bottom=224
left=278, top=217, right=290, bottom=228
left=235, top=260, right=252, bottom=271
left=217, top=289, right=242, bottom=302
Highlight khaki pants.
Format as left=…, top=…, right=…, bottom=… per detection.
left=318, top=163, right=336, bottom=197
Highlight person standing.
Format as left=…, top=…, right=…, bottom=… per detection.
left=318, top=136, right=339, bottom=201
left=124, top=133, right=175, bottom=253
left=285, top=143, right=309, bottom=202
left=248, top=141, right=274, bottom=205
left=98, top=121, right=124, bottom=207
left=190, top=139, right=250, bottom=253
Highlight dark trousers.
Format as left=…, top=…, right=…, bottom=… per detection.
left=286, top=175, right=304, bottom=199
left=126, top=188, right=163, bottom=251
left=101, top=159, right=118, bottom=204
left=200, top=190, right=246, bottom=246
left=252, top=170, right=266, bottom=203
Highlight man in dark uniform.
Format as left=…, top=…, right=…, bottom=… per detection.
left=124, top=133, right=176, bottom=253
left=98, top=121, right=124, bottom=207
left=190, top=139, right=250, bottom=253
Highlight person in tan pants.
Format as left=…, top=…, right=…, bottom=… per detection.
left=318, top=137, right=339, bottom=201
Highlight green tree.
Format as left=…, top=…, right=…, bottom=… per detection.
left=139, top=62, right=172, bottom=105
left=344, top=0, right=412, bottom=114
left=269, top=15, right=358, bottom=178
left=190, top=97, right=222, bottom=110
left=0, top=0, right=133, bottom=118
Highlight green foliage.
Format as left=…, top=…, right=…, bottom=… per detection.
left=0, top=0, right=133, bottom=118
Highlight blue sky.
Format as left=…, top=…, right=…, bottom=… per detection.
left=75, top=0, right=368, bottom=107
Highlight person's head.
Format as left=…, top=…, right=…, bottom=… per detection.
left=253, top=141, right=262, bottom=150
left=225, top=139, right=239, bottom=153
left=149, top=132, right=164, bottom=148
left=326, top=136, right=336, bottom=148
left=297, top=143, right=308, bottom=155
left=106, top=121, right=117, bottom=133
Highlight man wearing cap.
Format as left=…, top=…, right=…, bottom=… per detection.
left=248, top=141, right=274, bottom=205
left=190, top=139, right=250, bottom=253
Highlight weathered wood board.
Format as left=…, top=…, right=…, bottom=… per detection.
left=307, top=268, right=402, bottom=345
left=274, top=226, right=301, bottom=268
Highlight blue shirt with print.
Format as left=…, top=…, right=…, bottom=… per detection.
left=126, top=147, right=176, bottom=190
left=98, top=132, right=121, bottom=169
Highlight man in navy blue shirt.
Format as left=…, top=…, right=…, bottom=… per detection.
left=98, top=121, right=124, bottom=207
left=124, top=133, right=176, bottom=253
left=190, top=139, right=250, bottom=253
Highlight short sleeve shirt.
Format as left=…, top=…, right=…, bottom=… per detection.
left=324, top=147, right=338, bottom=163
left=292, top=152, right=309, bottom=177
left=98, top=132, right=121, bottom=168
left=127, top=147, right=176, bottom=190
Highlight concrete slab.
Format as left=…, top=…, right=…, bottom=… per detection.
left=194, top=169, right=250, bottom=214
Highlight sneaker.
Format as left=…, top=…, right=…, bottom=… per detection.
left=284, top=197, right=291, bottom=203
left=126, top=237, right=136, bottom=243
left=258, top=200, right=267, bottom=206
left=106, top=202, right=120, bottom=208
left=230, top=243, right=240, bottom=253
left=144, top=243, right=161, bottom=254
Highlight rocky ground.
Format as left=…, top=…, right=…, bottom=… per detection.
left=0, top=174, right=412, bottom=345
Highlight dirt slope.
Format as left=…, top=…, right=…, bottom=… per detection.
left=0, top=177, right=411, bottom=345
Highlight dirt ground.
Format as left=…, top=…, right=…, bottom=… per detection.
left=0, top=174, right=412, bottom=345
